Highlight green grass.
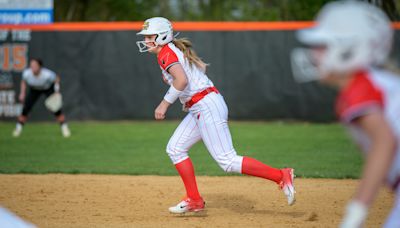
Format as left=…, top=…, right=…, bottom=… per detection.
left=0, top=121, right=362, bottom=178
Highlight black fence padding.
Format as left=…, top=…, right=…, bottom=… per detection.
left=2, top=30, right=400, bottom=122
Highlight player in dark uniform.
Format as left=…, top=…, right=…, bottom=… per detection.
left=13, top=58, right=71, bottom=137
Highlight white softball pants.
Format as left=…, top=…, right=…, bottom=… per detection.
left=166, top=92, right=243, bottom=173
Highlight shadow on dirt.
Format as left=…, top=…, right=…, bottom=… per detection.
left=205, top=193, right=306, bottom=218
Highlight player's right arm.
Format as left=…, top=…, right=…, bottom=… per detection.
left=19, top=70, right=29, bottom=102
left=154, top=64, right=188, bottom=120
left=155, top=45, right=187, bottom=120
left=168, top=64, right=188, bottom=91
left=19, top=79, right=27, bottom=102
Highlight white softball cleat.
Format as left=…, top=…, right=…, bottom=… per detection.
left=61, top=124, right=71, bottom=138
left=12, top=124, right=23, bottom=137
left=169, top=197, right=205, bottom=214
left=279, top=168, right=296, bottom=206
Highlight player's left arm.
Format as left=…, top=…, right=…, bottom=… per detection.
left=155, top=64, right=188, bottom=120
left=355, top=112, right=396, bottom=205
left=54, top=75, right=61, bottom=93
left=341, top=112, right=396, bottom=227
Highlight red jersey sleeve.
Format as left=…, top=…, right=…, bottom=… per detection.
left=157, top=44, right=179, bottom=71
left=335, top=71, right=384, bottom=123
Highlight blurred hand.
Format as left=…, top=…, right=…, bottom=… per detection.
left=340, top=201, right=368, bottom=228
left=155, top=100, right=170, bottom=120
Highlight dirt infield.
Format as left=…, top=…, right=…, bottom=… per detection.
left=0, top=175, right=394, bottom=228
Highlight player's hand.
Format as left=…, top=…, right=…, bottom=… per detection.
left=155, top=100, right=170, bottom=120
left=340, top=201, right=368, bottom=228
left=18, top=93, right=25, bottom=102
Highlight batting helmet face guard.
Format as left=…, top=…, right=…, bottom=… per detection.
left=136, top=17, right=174, bottom=53
left=291, top=1, right=393, bottom=82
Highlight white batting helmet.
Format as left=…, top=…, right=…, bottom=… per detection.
left=291, top=1, right=393, bottom=82
left=136, top=17, right=174, bottom=52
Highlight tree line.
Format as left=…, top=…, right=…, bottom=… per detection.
left=54, top=0, right=399, bottom=22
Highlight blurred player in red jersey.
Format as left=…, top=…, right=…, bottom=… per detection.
left=136, top=17, right=296, bottom=214
left=292, top=1, right=400, bottom=227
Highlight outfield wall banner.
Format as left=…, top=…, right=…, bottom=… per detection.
left=0, top=22, right=399, bottom=122
left=0, top=29, right=29, bottom=117
left=0, top=0, right=53, bottom=24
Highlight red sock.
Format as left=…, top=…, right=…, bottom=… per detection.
left=175, top=158, right=201, bottom=200
left=241, top=156, right=283, bottom=184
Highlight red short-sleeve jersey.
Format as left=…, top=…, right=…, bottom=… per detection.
left=335, top=71, right=384, bottom=123
left=157, top=44, right=179, bottom=71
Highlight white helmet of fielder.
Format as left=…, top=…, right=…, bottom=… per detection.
left=291, top=1, right=393, bottom=82
left=136, top=17, right=174, bottom=52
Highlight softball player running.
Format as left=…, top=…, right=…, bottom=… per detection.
left=291, top=1, right=400, bottom=227
left=136, top=17, right=295, bottom=214
left=12, top=58, right=71, bottom=138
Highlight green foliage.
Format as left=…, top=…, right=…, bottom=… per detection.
left=54, top=0, right=399, bottom=22
left=0, top=121, right=362, bottom=178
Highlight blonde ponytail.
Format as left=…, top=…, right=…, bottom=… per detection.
left=172, top=38, right=208, bottom=72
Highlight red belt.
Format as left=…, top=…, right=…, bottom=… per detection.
left=185, top=87, right=219, bottom=108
